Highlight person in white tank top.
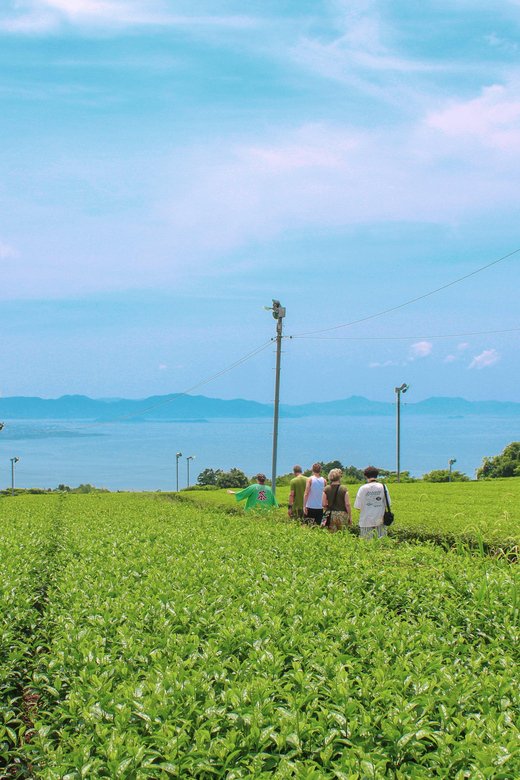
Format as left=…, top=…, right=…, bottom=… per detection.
left=303, top=462, right=326, bottom=525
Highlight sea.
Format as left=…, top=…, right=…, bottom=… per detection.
left=0, top=415, right=517, bottom=491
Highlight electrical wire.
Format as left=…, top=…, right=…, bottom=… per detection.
left=289, top=326, right=520, bottom=342
left=80, top=338, right=274, bottom=426
left=290, top=247, right=520, bottom=337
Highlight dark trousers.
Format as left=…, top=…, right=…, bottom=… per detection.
left=305, top=507, right=323, bottom=526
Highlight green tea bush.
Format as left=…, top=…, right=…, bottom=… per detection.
left=0, top=496, right=61, bottom=768
left=2, top=493, right=514, bottom=779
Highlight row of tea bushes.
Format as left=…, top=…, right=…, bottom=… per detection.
left=0, top=495, right=62, bottom=768
left=13, top=493, right=517, bottom=779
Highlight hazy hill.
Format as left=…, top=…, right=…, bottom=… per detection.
left=0, top=394, right=519, bottom=421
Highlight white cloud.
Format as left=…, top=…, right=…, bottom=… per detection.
left=458, top=342, right=470, bottom=351
left=0, top=241, right=18, bottom=259
left=425, top=83, right=520, bottom=152
left=369, top=359, right=400, bottom=368
left=159, top=101, right=520, bottom=263
left=289, top=0, right=444, bottom=109
left=409, top=340, right=433, bottom=359
left=0, top=0, right=256, bottom=33
left=444, top=354, right=457, bottom=363
left=485, top=33, right=519, bottom=54
left=158, top=363, right=167, bottom=370
left=468, top=349, right=500, bottom=369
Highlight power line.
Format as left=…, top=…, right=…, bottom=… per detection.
left=289, top=326, right=520, bottom=342
left=81, top=339, right=274, bottom=427
left=290, top=247, right=520, bottom=337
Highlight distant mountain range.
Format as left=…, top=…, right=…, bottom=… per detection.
left=0, top=393, right=519, bottom=421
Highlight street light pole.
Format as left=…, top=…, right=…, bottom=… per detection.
left=448, top=458, right=457, bottom=482
left=266, top=300, right=285, bottom=499
left=10, top=457, right=19, bottom=496
left=186, top=455, right=195, bottom=488
left=176, top=452, right=182, bottom=492
left=394, top=384, right=409, bottom=483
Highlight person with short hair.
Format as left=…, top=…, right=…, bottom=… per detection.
left=322, top=468, right=352, bottom=532
left=288, top=465, right=307, bottom=520
left=354, top=466, right=389, bottom=539
left=228, top=473, right=278, bottom=511
left=303, top=463, right=326, bottom=526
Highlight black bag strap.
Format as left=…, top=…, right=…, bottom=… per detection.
left=327, top=483, right=341, bottom=511
left=382, top=483, right=390, bottom=510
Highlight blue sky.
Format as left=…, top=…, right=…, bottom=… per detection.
left=0, top=0, right=519, bottom=403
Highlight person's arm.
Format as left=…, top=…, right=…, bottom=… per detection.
left=322, top=487, right=329, bottom=509
left=303, top=478, right=311, bottom=514
left=230, top=485, right=253, bottom=502
left=344, top=488, right=352, bottom=525
left=288, top=487, right=295, bottom=516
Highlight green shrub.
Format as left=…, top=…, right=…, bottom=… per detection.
left=422, top=469, right=469, bottom=482
left=477, top=441, right=520, bottom=479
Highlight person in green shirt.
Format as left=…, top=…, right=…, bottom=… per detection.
left=228, top=473, right=278, bottom=511
left=288, top=464, right=307, bottom=520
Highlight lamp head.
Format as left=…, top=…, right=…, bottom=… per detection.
left=0, top=422, right=4, bottom=431
left=395, top=383, right=409, bottom=394
left=176, top=451, right=182, bottom=458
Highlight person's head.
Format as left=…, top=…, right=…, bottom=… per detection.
left=311, top=462, right=322, bottom=474
left=256, top=473, right=266, bottom=484
left=328, top=467, right=343, bottom=483
left=293, top=465, right=302, bottom=475
left=364, top=466, right=379, bottom=480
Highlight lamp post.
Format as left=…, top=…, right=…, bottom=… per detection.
left=265, top=299, right=285, bottom=498
left=10, top=456, right=19, bottom=496
left=186, top=455, right=195, bottom=488
left=175, top=451, right=182, bottom=492
left=394, top=383, right=409, bottom=483
left=448, top=458, right=457, bottom=482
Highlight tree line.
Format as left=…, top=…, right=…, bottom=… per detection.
left=196, top=442, right=520, bottom=487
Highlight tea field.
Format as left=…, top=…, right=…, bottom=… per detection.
left=0, top=493, right=519, bottom=779
left=181, top=479, right=520, bottom=553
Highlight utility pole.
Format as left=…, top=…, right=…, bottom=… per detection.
left=267, top=300, right=285, bottom=498
left=176, top=452, right=182, bottom=492
left=186, top=455, right=195, bottom=488
left=10, top=456, right=19, bottom=496
left=394, top=383, right=409, bottom=483
left=448, top=458, right=456, bottom=482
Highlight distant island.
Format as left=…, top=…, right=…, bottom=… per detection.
left=0, top=393, right=519, bottom=421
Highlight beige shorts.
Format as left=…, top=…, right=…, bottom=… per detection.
left=328, top=511, right=349, bottom=532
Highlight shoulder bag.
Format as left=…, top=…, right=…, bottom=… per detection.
left=382, top=483, right=394, bottom=526
left=321, top=484, right=340, bottom=528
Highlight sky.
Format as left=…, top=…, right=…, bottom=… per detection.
left=0, top=0, right=519, bottom=404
